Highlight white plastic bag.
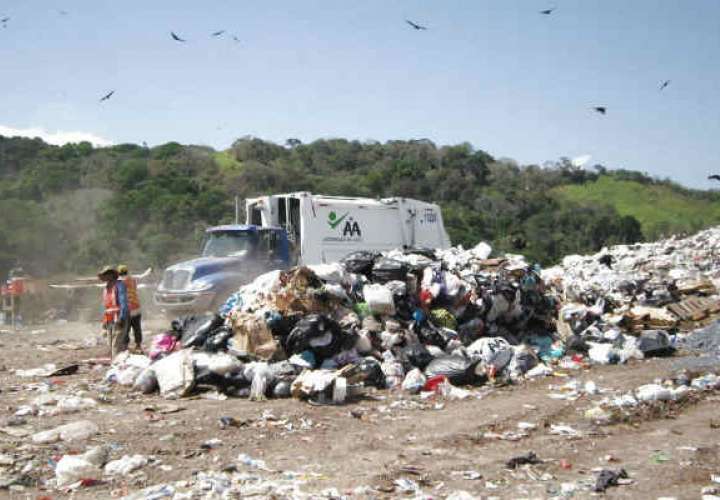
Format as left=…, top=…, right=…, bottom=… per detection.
left=247, top=363, right=271, bottom=401
left=33, top=420, right=99, bottom=444
left=363, top=284, right=395, bottom=316
left=308, top=262, right=347, bottom=283
left=401, top=368, right=426, bottom=394
left=470, top=241, right=492, bottom=260
left=104, top=454, right=148, bottom=476
left=192, top=352, right=242, bottom=375
left=466, top=337, right=512, bottom=364
left=635, top=384, right=673, bottom=402
left=380, top=351, right=404, bottom=389
left=153, top=350, right=194, bottom=399
left=56, top=455, right=100, bottom=487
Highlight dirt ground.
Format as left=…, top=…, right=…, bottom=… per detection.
left=1, top=317, right=720, bottom=499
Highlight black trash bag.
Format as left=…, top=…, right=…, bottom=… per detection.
left=341, top=251, right=379, bottom=276
left=400, top=343, right=434, bottom=371
left=202, top=372, right=251, bottom=396
left=638, top=330, right=675, bottom=357
left=593, top=469, right=628, bottom=492
left=354, top=357, right=386, bottom=388
left=505, top=451, right=541, bottom=469
left=315, top=330, right=358, bottom=361
left=284, top=314, right=329, bottom=354
left=169, top=319, right=185, bottom=337
left=268, top=362, right=298, bottom=399
left=394, top=298, right=415, bottom=322
left=272, top=379, right=293, bottom=398
left=457, top=318, right=484, bottom=346
left=424, top=355, right=484, bottom=385
left=565, top=334, right=590, bottom=355
left=284, top=314, right=353, bottom=360
left=511, top=349, right=538, bottom=375
left=267, top=312, right=303, bottom=339
left=598, top=254, right=614, bottom=269
left=194, top=367, right=227, bottom=388
left=488, top=348, right=513, bottom=373
left=416, top=323, right=449, bottom=349
left=371, top=258, right=408, bottom=283
left=181, top=314, right=224, bottom=348
left=202, top=326, right=234, bottom=352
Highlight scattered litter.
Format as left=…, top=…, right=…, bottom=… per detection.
left=32, top=420, right=99, bottom=444
left=104, top=455, right=148, bottom=476
left=650, top=451, right=672, bottom=464
left=549, top=424, right=580, bottom=437
left=505, top=451, right=541, bottom=469
left=593, top=468, right=629, bottom=492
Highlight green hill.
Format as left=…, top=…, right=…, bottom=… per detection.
left=554, top=176, right=720, bottom=240
left=0, top=134, right=717, bottom=277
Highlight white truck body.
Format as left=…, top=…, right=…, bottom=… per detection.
left=245, top=192, right=451, bottom=265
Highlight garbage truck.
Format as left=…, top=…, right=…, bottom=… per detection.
left=154, top=192, right=450, bottom=315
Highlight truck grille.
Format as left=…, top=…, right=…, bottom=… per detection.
left=161, top=269, right=192, bottom=291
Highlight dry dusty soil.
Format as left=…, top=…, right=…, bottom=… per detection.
left=1, top=318, right=720, bottom=499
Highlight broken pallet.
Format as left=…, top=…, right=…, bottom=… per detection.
left=667, top=296, right=720, bottom=321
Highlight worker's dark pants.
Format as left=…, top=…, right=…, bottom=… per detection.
left=129, top=314, right=143, bottom=346
left=110, top=318, right=130, bottom=356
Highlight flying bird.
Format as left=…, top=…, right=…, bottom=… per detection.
left=170, top=31, right=186, bottom=42
left=232, top=35, right=241, bottom=43
left=709, top=175, right=720, bottom=181
left=405, top=19, right=427, bottom=30
left=99, top=90, right=115, bottom=102
left=1, top=16, right=10, bottom=26
left=539, top=8, right=555, bottom=15
left=58, top=10, right=68, bottom=15
left=211, top=30, right=225, bottom=37
left=659, top=80, right=671, bottom=91
left=593, top=106, right=607, bottom=115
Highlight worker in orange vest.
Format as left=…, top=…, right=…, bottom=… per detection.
left=118, top=264, right=143, bottom=352
left=98, top=266, right=129, bottom=355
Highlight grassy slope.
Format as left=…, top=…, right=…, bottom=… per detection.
left=554, top=176, right=720, bottom=238
left=213, top=151, right=242, bottom=172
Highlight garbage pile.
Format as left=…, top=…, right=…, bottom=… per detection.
left=544, top=227, right=720, bottom=306
left=542, top=227, right=720, bottom=364
left=106, top=229, right=720, bottom=402
left=108, top=243, right=567, bottom=402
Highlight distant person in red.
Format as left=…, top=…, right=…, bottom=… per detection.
left=5, top=267, right=27, bottom=326
left=118, top=264, right=143, bottom=353
left=98, top=266, right=129, bottom=355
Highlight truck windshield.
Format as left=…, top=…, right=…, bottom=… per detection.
left=202, top=231, right=256, bottom=257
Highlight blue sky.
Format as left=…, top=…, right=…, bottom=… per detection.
left=1, top=0, right=718, bottom=188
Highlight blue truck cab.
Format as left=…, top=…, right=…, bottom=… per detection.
left=154, top=225, right=290, bottom=316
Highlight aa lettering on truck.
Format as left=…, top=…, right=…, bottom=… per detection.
left=324, top=210, right=363, bottom=242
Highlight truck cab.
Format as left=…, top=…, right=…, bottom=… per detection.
left=154, top=225, right=289, bottom=316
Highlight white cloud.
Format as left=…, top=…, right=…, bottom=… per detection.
left=0, top=125, right=113, bottom=147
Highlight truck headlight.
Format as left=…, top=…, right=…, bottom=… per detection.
left=187, top=280, right=214, bottom=292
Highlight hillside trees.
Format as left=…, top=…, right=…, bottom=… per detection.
left=0, top=134, right=681, bottom=278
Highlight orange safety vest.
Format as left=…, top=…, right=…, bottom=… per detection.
left=103, top=283, right=119, bottom=325
left=8, top=278, right=24, bottom=296
left=122, top=276, right=141, bottom=313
